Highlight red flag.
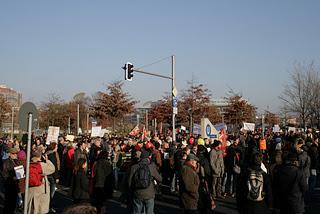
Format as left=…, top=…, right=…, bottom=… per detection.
left=129, top=125, right=140, bottom=136
left=141, top=125, right=148, bottom=141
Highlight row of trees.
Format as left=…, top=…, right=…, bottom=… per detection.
left=2, top=78, right=287, bottom=135
left=148, top=81, right=258, bottom=132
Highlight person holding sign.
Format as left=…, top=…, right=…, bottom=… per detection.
left=2, top=147, right=21, bottom=214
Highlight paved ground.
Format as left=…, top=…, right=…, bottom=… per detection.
left=54, top=185, right=238, bottom=214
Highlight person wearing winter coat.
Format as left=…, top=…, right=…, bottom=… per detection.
left=91, top=151, right=113, bottom=214
left=74, top=140, right=88, bottom=167
left=236, top=151, right=272, bottom=214
left=71, top=158, right=90, bottom=204
left=27, top=151, right=55, bottom=214
left=180, top=154, right=200, bottom=214
left=2, top=147, right=21, bottom=214
left=296, top=139, right=311, bottom=183
left=46, top=142, right=60, bottom=213
left=128, top=149, right=162, bottom=214
left=273, top=152, right=308, bottom=214
left=224, top=138, right=240, bottom=197
left=210, top=140, right=224, bottom=198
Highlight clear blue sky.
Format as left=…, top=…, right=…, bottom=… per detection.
left=1, top=0, right=320, bottom=113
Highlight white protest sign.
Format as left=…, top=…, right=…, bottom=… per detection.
left=66, top=135, right=75, bottom=142
left=47, top=126, right=60, bottom=144
left=288, top=127, right=296, bottom=133
left=273, top=125, right=280, bottom=133
left=100, top=129, right=108, bottom=137
left=243, top=122, right=255, bottom=131
left=91, top=126, right=102, bottom=137
left=14, top=165, right=25, bottom=179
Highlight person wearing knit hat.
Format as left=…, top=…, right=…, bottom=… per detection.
left=128, top=146, right=162, bottom=214
left=2, top=146, right=20, bottom=213
left=180, top=149, right=200, bottom=213
left=197, top=138, right=205, bottom=146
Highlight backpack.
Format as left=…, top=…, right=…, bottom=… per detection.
left=133, top=163, right=151, bottom=189
left=247, top=169, right=264, bottom=201
left=29, top=162, right=43, bottom=187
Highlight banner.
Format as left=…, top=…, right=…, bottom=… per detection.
left=214, top=123, right=227, bottom=132
left=201, top=118, right=219, bottom=140
left=193, top=124, right=201, bottom=135
left=47, top=126, right=60, bottom=145
left=129, top=125, right=140, bottom=136
left=260, top=139, right=267, bottom=150
left=243, top=122, right=255, bottom=131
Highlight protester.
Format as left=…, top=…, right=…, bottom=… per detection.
left=26, top=151, right=55, bottom=214
left=91, top=151, right=113, bottom=214
left=46, top=141, right=61, bottom=213
left=210, top=140, right=224, bottom=199
left=128, top=149, right=162, bottom=214
left=180, top=154, right=200, bottom=214
left=74, top=140, right=88, bottom=167
left=71, top=158, right=90, bottom=204
left=2, top=147, right=20, bottom=214
left=63, top=204, right=97, bottom=214
left=236, top=151, right=272, bottom=214
left=273, top=151, right=308, bottom=214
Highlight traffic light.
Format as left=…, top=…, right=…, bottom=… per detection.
left=127, top=63, right=134, bottom=80
left=123, top=62, right=134, bottom=81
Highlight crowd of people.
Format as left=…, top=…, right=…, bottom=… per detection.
left=0, top=128, right=319, bottom=214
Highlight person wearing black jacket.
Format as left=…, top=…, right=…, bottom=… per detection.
left=46, top=142, right=60, bottom=213
left=92, top=151, right=113, bottom=213
left=1, top=147, right=20, bottom=214
left=236, top=151, right=272, bottom=214
left=224, top=138, right=240, bottom=197
left=71, top=158, right=90, bottom=204
left=273, top=152, right=308, bottom=214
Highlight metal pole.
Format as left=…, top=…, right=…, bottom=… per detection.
left=11, top=107, right=14, bottom=140
left=137, top=114, right=140, bottom=126
left=172, top=55, right=176, bottom=142
left=77, top=104, right=80, bottom=135
left=262, top=114, right=265, bottom=138
left=154, top=118, right=157, bottom=134
left=145, top=110, right=148, bottom=131
left=68, top=117, right=71, bottom=134
left=86, top=113, right=89, bottom=134
left=24, top=113, right=33, bottom=214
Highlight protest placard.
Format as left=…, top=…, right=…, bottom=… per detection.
left=46, top=126, right=60, bottom=145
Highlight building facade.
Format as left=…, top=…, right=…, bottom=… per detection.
left=0, top=85, right=22, bottom=132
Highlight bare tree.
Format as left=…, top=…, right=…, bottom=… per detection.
left=279, top=62, right=317, bottom=128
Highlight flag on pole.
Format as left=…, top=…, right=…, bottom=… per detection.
left=129, top=125, right=140, bottom=136
left=141, top=125, right=147, bottom=140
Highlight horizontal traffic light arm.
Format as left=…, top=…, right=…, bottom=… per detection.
left=133, top=69, right=173, bottom=80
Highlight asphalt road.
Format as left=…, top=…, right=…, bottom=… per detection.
left=54, top=186, right=238, bottom=214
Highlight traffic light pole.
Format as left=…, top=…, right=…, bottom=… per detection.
left=129, top=55, right=177, bottom=142
left=171, top=55, right=176, bottom=142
